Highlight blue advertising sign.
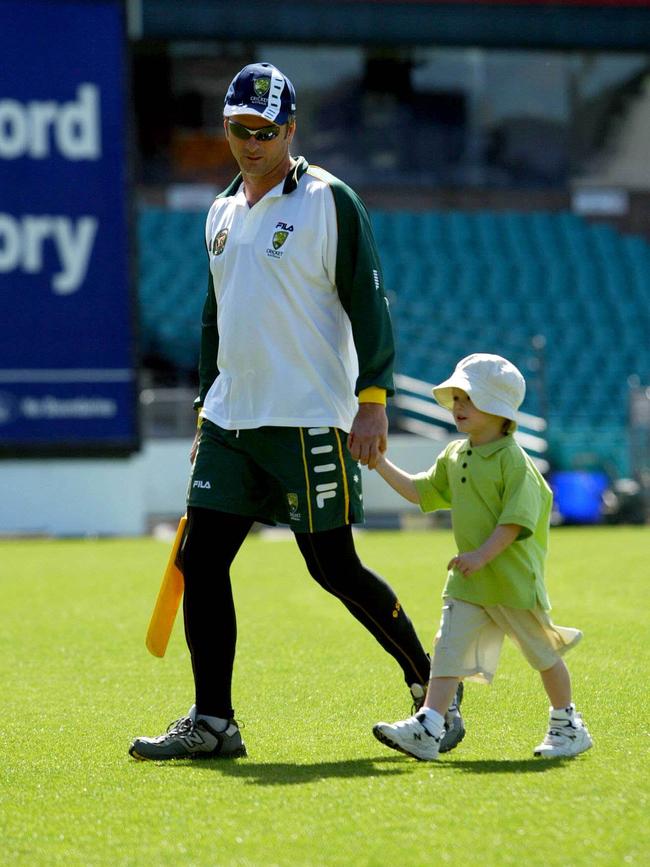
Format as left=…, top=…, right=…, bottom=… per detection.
left=0, top=0, right=138, bottom=454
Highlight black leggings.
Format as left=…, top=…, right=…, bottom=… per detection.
left=181, top=506, right=430, bottom=718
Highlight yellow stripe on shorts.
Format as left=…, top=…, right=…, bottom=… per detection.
left=333, top=429, right=351, bottom=525
left=298, top=427, right=314, bottom=533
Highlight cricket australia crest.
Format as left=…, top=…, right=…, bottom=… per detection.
left=254, top=77, right=270, bottom=98
left=211, top=228, right=229, bottom=256
left=272, top=230, right=289, bottom=250
left=287, top=492, right=301, bottom=520
left=266, top=221, right=293, bottom=258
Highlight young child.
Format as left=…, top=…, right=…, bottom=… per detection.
left=372, top=353, right=592, bottom=761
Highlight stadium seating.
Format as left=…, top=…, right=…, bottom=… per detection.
left=138, top=208, right=207, bottom=370
left=137, top=207, right=650, bottom=475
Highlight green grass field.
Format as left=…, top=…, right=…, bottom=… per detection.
left=1, top=527, right=648, bottom=866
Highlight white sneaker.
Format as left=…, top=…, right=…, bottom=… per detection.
left=533, top=706, right=593, bottom=759
left=410, top=681, right=466, bottom=754
left=373, top=712, right=443, bottom=761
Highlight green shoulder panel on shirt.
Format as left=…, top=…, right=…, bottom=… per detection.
left=194, top=271, right=220, bottom=412
left=216, top=173, right=244, bottom=199
left=195, top=173, right=243, bottom=411
left=306, top=165, right=395, bottom=397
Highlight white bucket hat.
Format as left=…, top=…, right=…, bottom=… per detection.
left=432, top=354, right=526, bottom=432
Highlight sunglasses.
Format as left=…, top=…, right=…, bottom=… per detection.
left=227, top=120, right=281, bottom=142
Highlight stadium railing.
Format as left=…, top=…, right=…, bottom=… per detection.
left=394, top=372, right=549, bottom=473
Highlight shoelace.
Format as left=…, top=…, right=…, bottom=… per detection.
left=156, top=716, right=195, bottom=743
left=160, top=716, right=211, bottom=748
left=166, top=716, right=193, bottom=735
left=163, top=715, right=243, bottom=743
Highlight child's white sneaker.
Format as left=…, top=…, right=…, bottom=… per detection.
left=533, top=705, right=593, bottom=759
left=373, top=712, right=443, bottom=761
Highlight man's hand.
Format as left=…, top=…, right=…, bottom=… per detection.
left=347, top=403, right=388, bottom=469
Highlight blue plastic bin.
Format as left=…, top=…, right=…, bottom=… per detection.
left=549, top=471, right=609, bottom=524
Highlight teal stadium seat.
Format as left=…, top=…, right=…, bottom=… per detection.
left=138, top=208, right=206, bottom=370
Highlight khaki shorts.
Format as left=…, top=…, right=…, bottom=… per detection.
left=187, top=420, right=364, bottom=533
left=430, top=596, right=583, bottom=684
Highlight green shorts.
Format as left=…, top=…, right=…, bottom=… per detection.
left=187, top=420, right=364, bottom=533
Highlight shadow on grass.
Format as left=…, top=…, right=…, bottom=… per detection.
left=173, top=755, right=413, bottom=785
left=446, top=757, right=571, bottom=774
left=152, top=754, right=570, bottom=784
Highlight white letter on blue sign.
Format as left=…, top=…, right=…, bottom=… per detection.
left=0, top=213, right=98, bottom=294
left=0, top=84, right=101, bottom=161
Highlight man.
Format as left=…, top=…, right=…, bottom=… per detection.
left=129, top=62, right=464, bottom=761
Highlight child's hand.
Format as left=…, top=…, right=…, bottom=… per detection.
left=448, top=525, right=520, bottom=576
left=372, top=450, right=387, bottom=471
left=448, top=550, right=486, bottom=577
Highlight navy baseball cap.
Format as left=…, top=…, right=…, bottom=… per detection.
left=224, top=62, right=296, bottom=125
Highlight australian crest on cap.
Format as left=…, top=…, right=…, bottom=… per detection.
left=253, top=77, right=270, bottom=98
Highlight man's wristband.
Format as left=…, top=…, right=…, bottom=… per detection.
left=358, top=387, right=386, bottom=406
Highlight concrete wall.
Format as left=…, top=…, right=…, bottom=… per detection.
left=0, top=434, right=449, bottom=536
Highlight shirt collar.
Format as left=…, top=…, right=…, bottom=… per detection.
left=282, top=156, right=309, bottom=193
left=227, top=156, right=309, bottom=204
left=462, top=435, right=516, bottom=458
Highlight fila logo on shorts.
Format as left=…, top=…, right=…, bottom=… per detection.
left=307, top=427, right=339, bottom=509
left=297, top=425, right=363, bottom=533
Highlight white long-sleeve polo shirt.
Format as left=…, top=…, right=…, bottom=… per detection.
left=196, top=157, right=395, bottom=432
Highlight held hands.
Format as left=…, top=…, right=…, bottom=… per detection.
left=347, top=403, right=388, bottom=470
left=448, top=550, right=486, bottom=577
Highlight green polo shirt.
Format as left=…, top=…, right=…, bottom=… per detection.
left=413, top=436, right=552, bottom=610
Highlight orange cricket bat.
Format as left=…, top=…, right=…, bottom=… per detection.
left=145, top=514, right=187, bottom=657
